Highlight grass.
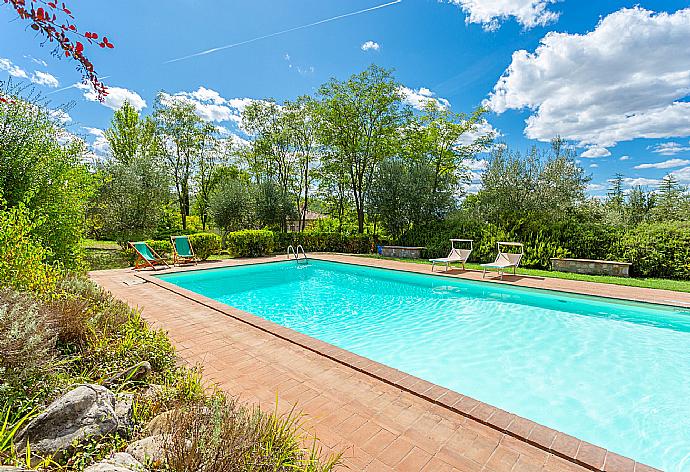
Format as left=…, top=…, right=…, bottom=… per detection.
left=354, top=254, right=690, bottom=293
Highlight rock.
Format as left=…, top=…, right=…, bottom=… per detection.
left=84, top=452, right=147, bottom=472
left=0, top=467, right=30, bottom=472
left=125, top=435, right=165, bottom=465
left=14, top=384, right=121, bottom=458
left=140, top=384, right=164, bottom=402
left=104, top=361, right=152, bottom=387
left=114, top=393, right=134, bottom=433
left=142, top=410, right=176, bottom=437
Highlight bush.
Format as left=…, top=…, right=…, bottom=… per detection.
left=618, top=222, right=690, bottom=278
left=274, top=231, right=374, bottom=254
left=225, top=230, right=275, bottom=257
left=162, top=393, right=340, bottom=472
left=188, top=233, right=221, bottom=260
left=0, top=289, right=56, bottom=399
left=0, top=205, right=58, bottom=293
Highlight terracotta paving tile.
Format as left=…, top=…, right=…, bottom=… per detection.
left=89, top=258, right=658, bottom=472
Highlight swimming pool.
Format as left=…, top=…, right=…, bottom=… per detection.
left=158, top=259, right=690, bottom=470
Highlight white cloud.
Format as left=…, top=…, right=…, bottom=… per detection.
left=159, top=87, right=258, bottom=125
left=586, top=183, right=607, bottom=192
left=76, top=83, right=147, bottom=111
left=446, top=0, right=559, bottom=31
left=580, top=146, right=611, bottom=158
left=30, top=71, right=59, bottom=88
left=361, top=40, right=380, bottom=51
left=83, top=127, right=110, bottom=156
left=589, top=163, right=599, bottom=168
left=462, top=158, right=488, bottom=171
left=0, top=57, right=28, bottom=78
left=49, top=108, right=72, bottom=124
left=620, top=155, right=630, bottom=161
left=398, top=86, right=450, bottom=110
left=486, top=7, right=690, bottom=156
left=634, top=158, right=690, bottom=170
left=456, top=119, right=500, bottom=146
left=622, top=177, right=661, bottom=187
left=651, top=141, right=690, bottom=155
left=670, top=166, right=690, bottom=184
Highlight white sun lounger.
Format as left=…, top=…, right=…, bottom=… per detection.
left=481, top=242, right=523, bottom=280
left=430, top=239, right=473, bottom=272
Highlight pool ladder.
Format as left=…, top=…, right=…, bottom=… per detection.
left=287, top=244, right=308, bottom=264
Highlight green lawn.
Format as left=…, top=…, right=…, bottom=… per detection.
left=354, top=254, right=690, bottom=293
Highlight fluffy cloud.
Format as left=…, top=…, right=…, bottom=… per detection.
left=361, top=40, right=380, bottom=51
left=30, top=71, right=59, bottom=88
left=0, top=57, right=28, bottom=78
left=462, top=158, right=489, bottom=171
left=83, top=127, right=110, bottom=157
left=589, top=163, right=599, bottom=168
left=398, top=86, right=450, bottom=110
left=619, top=155, right=631, bottom=161
left=49, top=108, right=72, bottom=124
left=623, top=177, right=661, bottom=187
left=159, top=87, right=258, bottom=125
left=586, top=183, right=607, bottom=192
left=634, top=158, right=690, bottom=170
left=651, top=141, right=690, bottom=155
left=456, top=119, right=500, bottom=146
left=76, top=83, right=147, bottom=111
left=670, top=166, right=690, bottom=184
left=486, top=7, right=690, bottom=155
left=446, top=0, right=559, bottom=31
left=580, top=147, right=611, bottom=158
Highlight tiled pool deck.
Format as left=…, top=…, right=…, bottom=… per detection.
left=89, top=254, right=681, bottom=471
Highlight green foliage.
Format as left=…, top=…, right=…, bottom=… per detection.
left=0, top=204, right=58, bottom=293
left=188, top=233, right=221, bottom=260
left=225, top=230, right=275, bottom=257
left=275, top=232, right=374, bottom=254
left=0, top=86, right=95, bottom=268
left=618, top=222, right=690, bottom=279
left=210, top=178, right=254, bottom=236
left=104, top=101, right=158, bottom=164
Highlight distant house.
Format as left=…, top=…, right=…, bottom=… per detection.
left=287, top=211, right=324, bottom=232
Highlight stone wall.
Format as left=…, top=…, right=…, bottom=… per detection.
left=551, top=258, right=631, bottom=277
left=382, top=246, right=425, bottom=259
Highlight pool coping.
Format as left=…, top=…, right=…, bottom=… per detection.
left=135, top=255, right=662, bottom=472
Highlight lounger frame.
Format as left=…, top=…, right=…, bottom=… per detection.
left=430, top=239, right=473, bottom=272
left=481, top=242, right=523, bottom=280
left=171, top=235, right=198, bottom=266
left=129, top=241, right=170, bottom=271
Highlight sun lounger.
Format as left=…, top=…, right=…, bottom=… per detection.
left=481, top=242, right=523, bottom=279
left=129, top=241, right=170, bottom=271
left=171, top=235, right=197, bottom=266
left=430, top=239, right=473, bottom=272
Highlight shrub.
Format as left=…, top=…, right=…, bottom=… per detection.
left=275, top=232, right=374, bottom=254
left=225, top=230, right=275, bottom=257
left=0, top=289, right=56, bottom=399
left=618, top=222, right=690, bottom=279
left=162, top=393, right=340, bottom=472
left=188, top=233, right=221, bottom=260
left=0, top=205, right=58, bottom=293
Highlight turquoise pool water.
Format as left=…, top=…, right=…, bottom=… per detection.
left=158, top=260, right=690, bottom=470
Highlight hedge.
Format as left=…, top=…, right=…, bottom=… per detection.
left=274, top=232, right=374, bottom=254
left=188, top=233, right=221, bottom=261
left=618, top=222, right=690, bottom=279
left=225, top=230, right=275, bottom=257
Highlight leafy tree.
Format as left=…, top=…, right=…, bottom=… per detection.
left=254, top=180, right=297, bottom=231
left=626, top=186, right=654, bottom=225
left=94, top=154, right=170, bottom=243
left=652, top=174, right=687, bottom=222
left=195, top=127, right=229, bottom=230
left=318, top=65, right=403, bottom=233
left=154, top=96, right=213, bottom=230
left=210, top=179, right=254, bottom=241
left=104, top=101, right=158, bottom=164
left=0, top=86, right=94, bottom=267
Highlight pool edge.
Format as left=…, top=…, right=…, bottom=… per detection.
left=136, top=261, right=661, bottom=472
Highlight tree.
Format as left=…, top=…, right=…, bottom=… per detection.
left=104, top=101, right=158, bottom=164
left=94, top=154, right=170, bottom=243
left=653, top=175, right=686, bottom=222
left=154, top=95, right=213, bottom=230
left=626, top=186, right=654, bottom=225
left=318, top=65, right=403, bottom=233
left=3, top=1, right=114, bottom=100
left=0, top=84, right=94, bottom=267
left=195, top=126, right=228, bottom=230
left=254, top=180, right=298, bottom=231
left=210, top=178, right=254, bottom=241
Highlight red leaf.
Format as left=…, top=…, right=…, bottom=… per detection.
left=75, top=41, right=84, bottom=53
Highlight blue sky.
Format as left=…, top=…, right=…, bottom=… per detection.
left=2, top=0, right=690, bottom=196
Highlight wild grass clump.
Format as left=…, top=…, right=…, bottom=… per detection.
left=161, top=393, right=341, bottom=472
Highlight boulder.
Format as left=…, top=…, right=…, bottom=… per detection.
left=104, top=361, right=152, bottom=387
left=142, top=410, right=176, bottom=437
left=14, top=384, right=121, bottom=458
left=125, top=435, right=165, bottom=465
left=84, top=452, right=147, bottom=472
left=114, top=393, right=134, bottom=433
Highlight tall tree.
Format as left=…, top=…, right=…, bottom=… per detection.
left=104, top=101, right=158, bottom=164
left=154, top=95, right=209, bottom=230
left=318, top=65, right=403, bottom=233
